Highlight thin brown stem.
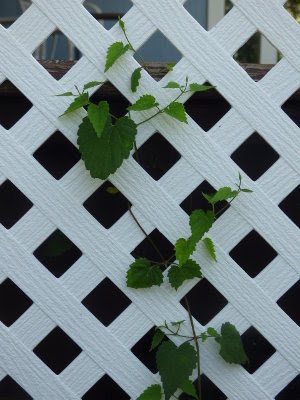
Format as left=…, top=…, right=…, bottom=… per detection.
left=184, top=297, right=202, bottom=400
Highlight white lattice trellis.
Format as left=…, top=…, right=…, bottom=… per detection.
left=0, top=0, right=299, bottom=399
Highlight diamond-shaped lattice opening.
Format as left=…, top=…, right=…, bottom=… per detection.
left=276, top=374, right=300, bottom=399
left=83, top=181, right=131, bottom=229
left=33, top=131, right=81, bottom=180
left=277, top=280, right=300, bottom=326
left=180, top=180, right=229, bottom=219
left=179, top=374, right=226, bottom=400
left=0, top=279, right=33, bottom=327
left=0, top=180, right=33, bottom=229
left=183, top=0, right=207, bottom=29
left=181, top=278, right=228, bottom=325
left=35, top=32, right=81, bottom=61
left=281, top=89, right=300, bottom=127
left=136, top=29, right=182, bottom=63
left=33, top=326, right=82, bottom=374
left=0, top=80, right=32, bottom=129
left=84, top=0, right=133, bottom=30
left=89, top=82, right=130, bottom=118
left=82, top=374, right=130, bottom=400
left=284, top=1, right=300, bottom=23
left=231, top=132, right=280, bottom=181
left=185, top=84, right=231, bottom=131
left=131, top=326, right=169, bottom=373
left=241, top=326, right=276, bottom=374
left=234, top=32, right=278, bottom=73
left=33, top=229, right=82, bottom=278
left=229, top=230, right=278, bottom=278
left=82, top=278, right=131, bottom=326
left=131, top=228, right=175, bottom=270
left=279, top=185, right=300, bottom=228
left=133, top=132, right=181, bottom=180
left=0, top=375, right=32, bottom=399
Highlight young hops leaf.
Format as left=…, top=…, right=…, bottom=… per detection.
left=118, top=16, right=125, bottom=32
left=215, top=322, right=249, bottom=365
left=156, top=341, right=197, bottom=400
left=189, top=209, right=214, bottom=243
left=77, top=115, right=136, bottom=179
left=207, top=327, right=220, bottom=338
left=203, top=237, right=217, bottom=261
left=163, top=81, right=181, bottom=89
left=87, top=101, right=109, bottom=138
left=175, top=238, right=196, bottom=266
left=131, top=67, right=142, bottom=92
left=83, top=81, right=103, bottom=90
left=189, top=83, right=214, bottom=92
left=126, top=258, right=163, bottom=289
left=180, top=380, right=198, bottom=399
left=203, top=187, right=238, bottom=205
left=60, top=92, right=89, bottom=116
left=165, top=102, right=188, bottom=124
left=105, top=41, right=130, bottom=72
left=150, top=329, right=165, bottom=351
left=137, top=384, right=162, bottom=400
left=241, top=188, right=253, bottom=193
left=165, top=62, right=176, bottom=71
left=168, top=259, right=202, bottom=290
left=128, top=94, right=159, bottom=111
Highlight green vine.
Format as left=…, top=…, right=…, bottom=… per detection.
left=57, top=17, right=253, bottom=400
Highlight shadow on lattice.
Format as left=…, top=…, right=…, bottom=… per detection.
left=185, top=84, right=231, bottom=132
left=0, top=278, right=33, bottom=327
left=83, top=181, right=131, bottom=229
left=33, top=229, right=82, bottom=278
left=33, top=326, right=82, bottom=374
left=0, top=80, right=32, bottom=129
left=180, top=180, right=229, bottom=219
left=0, top=375, right=32, bottom=399
left=81, top=277, right=131, bottom=326
left=84, top=0, right=133, bottom=31
left=0, top=180, right=33, bottom=229
left=229, top=230, right=278, bottom=278
left=82, top=374, right=130, bottom=399
left=231, top=132, right=280, bottom=181
left=33, top=131, right=81, bottom=180
left=133, top=132, right=181, bottom=181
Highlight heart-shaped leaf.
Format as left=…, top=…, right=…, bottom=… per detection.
left=156, top=341, right=197, bottom=400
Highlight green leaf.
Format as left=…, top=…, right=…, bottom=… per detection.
left=241, top=188, right=253, bottom=193
left=203, top=237, right=216, bottom=261
left=168, top=259, right=202, bottom=290
left=83, top=81, right=103, bottom=90
left=207, top=327, right=220, bottom=338
left=87, top=101, right=109, bottom=138
left=189, top=83, right=214, bottom=92
left=131, top=67, right=142, bottom=92
left=41, top=231, right=73, bottom=257
left=126, top=258, right=163, bottom=289
left=150, top=329, right=165, bottom=351
left=77, top=116, right=136, bottom=179
left=118, top=16, right=125, bottom=32
left=180, top=380, right=198, bottom=399
left=105, top=41, right=130, bottom=72
left=189, top=209, right=214, bottom=243
left=165, top=62, right=176, bottom=71
left=203, top=187, right=238, bottom=205
left=175, top=238, right=196, bottom=266
left=171, top=320, right=185, bottom=327
left=60, top=92, right=89, bottom=116
left=163, top=81, right=181, bottom=89
left=200, top=333, right=208, bottom=342
left=56, top=91, right=74, bottom=97
left=128, top=94, right=159, bottom=111
left=215, top=322, right=249, bottom=365
left=164, top=102, right=188, bottom=124
left=156, top=341, right=197, bottom=400
left=106, top=186, right=119, bottom=194
left=137, top=384, right=162, bottom=400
